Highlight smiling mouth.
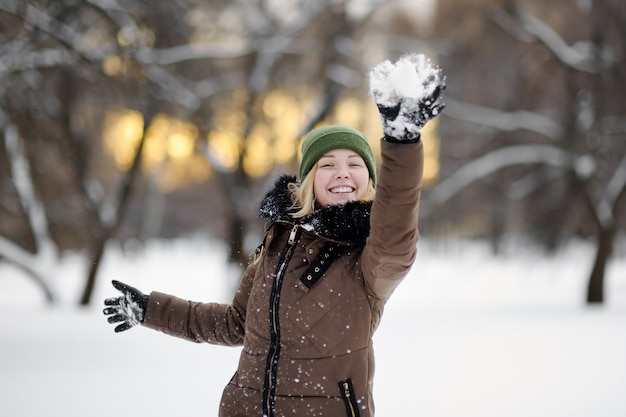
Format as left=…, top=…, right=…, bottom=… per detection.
left=330, top=186, right=354, bottom=194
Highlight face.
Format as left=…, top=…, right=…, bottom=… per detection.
left=313, top=149, right=370, bottom=206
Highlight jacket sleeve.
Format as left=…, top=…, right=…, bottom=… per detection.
left=360, top=138, right=424, bottom=300
left=141, top=259, right=257, bottom=345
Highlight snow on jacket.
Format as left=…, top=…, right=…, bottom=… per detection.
left=143, top=138, right=424, bottom=417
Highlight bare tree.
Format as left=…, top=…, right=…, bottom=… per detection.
left=0, top=1, right=178, bottom=304
left=195, top=1, right=386, bottom=267
left=1, top=123, right=56, bottom=303
left=0, top=0, right=395, bottom=304
left=430, top=0, right=626, bottom=304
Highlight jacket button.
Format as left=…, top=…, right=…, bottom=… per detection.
left=308, top=248, right=313, bottom=255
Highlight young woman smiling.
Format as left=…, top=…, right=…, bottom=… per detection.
left=103, top=53, right=445, bottom=417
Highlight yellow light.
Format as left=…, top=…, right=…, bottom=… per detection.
left=116, top=29, right=133, bottom=47
left=102, top=110, right=144, bottom=169
left=103, top=110, right=214, bottom=191
left=263, top=92, right=300, bottom=166
left=143, top=114, right=169, bottom=169
left=207, top=130, right=242, bottom=171
left=102, top=56, right=123, bottom=76
left=244, top=125, right=273, bottom=177
left=168, top=132, right=194, bottom=159
left=143, top=114, right=198, bottom=164
left=263, top=90, right=290, bottom=118
left=423, top=156, right=440, bottom=185
left=334, top=98, right=364, bottom=128
left=420, top=118, right=440, bottom=186
left=158, top=153, right=212, bottom=192
left=273, top=134, right=296, bottom=165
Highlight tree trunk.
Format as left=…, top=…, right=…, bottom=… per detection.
left=80, top=235, right=107, bottom=305
left=79, top=113, right=151, bottom=305
left=586, top=227, right=614, bottom=304
left=227, top=211, right=247, bottom=268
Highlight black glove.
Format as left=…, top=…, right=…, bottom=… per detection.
left=369, top=53, right=446, bottom=141
left=103, top=280, right=149, bottom=333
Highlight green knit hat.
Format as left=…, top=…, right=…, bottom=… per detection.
left=299, top=125, right=377, bottom=185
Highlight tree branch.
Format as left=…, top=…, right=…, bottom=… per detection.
left=4, top=123, right=56, bottom=258
left=428, top=144, right=571, bottom=205
left=512, top=2, right=598, bottom=73
left=0, top=236, right=55, bottom=303
left=606, top=152, right=626, bottom=209
left=444, top=98, right=563, bottom=139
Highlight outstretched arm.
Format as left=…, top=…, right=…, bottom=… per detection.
left=141, top=261, right=257, bottom=345
left=103, top=260, right=257, bottom=345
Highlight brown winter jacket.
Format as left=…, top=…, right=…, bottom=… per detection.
left=143, top=138, right=424, bottom=417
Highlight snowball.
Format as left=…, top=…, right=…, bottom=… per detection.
left=369, top=53, right=442, bottom=107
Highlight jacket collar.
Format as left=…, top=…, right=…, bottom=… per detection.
left=259, top=175, right=371, bottom=247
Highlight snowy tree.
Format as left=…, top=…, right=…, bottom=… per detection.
left=0, top=1, right=199, bottom=304
left=0, top=0, right=399, bottom=304
left=10, top=0, right=619, bottom=309
left=429, top=0, right=626, bottom=304
left=1, top=123, right=56, bottom=302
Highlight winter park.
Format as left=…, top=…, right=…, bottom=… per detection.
left=2, top=1, right=626, bottom=417
left=2, top=237, right=626, bottom=417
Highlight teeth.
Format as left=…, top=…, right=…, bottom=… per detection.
left=331, top=187, right=353, bottom=193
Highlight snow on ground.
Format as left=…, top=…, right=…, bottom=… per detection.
left=1, top=237, right=625, bottom=417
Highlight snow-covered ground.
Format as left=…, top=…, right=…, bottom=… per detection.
left=1, top=237, right=625, bottom=417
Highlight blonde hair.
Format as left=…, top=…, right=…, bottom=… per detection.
left=288, top=163, right=376, bottom=218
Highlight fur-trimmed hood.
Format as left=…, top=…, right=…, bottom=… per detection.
left=258, top=175, right=371, bottom=247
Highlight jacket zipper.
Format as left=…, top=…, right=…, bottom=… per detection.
left=263, top=224, right=300, bottom=417
left=340, top=379, right=361, bottom=417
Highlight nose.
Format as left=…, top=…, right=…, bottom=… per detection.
left=335, top=166, right=350, bottom=179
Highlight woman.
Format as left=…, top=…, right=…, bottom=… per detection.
left=104, top=53, right=445, bottom=417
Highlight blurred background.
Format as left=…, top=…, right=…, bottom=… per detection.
left=1, top=0, right=625, bottom=306
left=2, top=1, right=626, bottom=416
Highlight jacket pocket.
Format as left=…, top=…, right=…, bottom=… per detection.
left=339, top=379, right=361, bottom=417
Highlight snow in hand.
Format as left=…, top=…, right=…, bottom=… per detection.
left=369, top=53, right=445, bottom=139
left=0, top=237, right=625, bottom=417
left=368, top=53, right=443, bottom=108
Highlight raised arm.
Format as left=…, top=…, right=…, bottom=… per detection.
left=361, top=53, right=446, bottom=300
